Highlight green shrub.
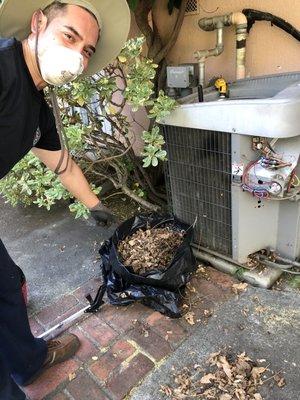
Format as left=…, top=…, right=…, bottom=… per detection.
left=0, top=37, right=177, bottom=215
left=0, top=125, right=101, bottom=219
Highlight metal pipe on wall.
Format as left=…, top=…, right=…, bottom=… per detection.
left=194, top=20, right=225, bottom=87
left=195, top=12, right=248, bottom=86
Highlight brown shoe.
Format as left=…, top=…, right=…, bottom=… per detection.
left=23, top=333, right=80, bottom=386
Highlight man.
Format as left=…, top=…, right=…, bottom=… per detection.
left=0, top=1, right=130, bottom=398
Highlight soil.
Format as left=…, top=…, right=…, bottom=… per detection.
left=117, top=226, right=184, bottom=275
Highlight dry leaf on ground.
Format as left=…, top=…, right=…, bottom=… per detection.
left=220, top=394, right=233, bottom=400
left=165, top=352, right=285, bottom=400
left=232, top=282, right=248, bottom=294
left=160, top=385, right=173, bottom=396
left=200, top=373, right=215, bottom=384
left=274, top=373, right=286, bottom=387
left=204, top=309, right=213, bottom=317
left=252, top=366, right=267, bottom=380
left=184, top=311, right=195, bottom=325
left=68, top=372, right=76, bottom=381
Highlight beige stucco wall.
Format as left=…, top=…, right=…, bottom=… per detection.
left=153, top=0, right=300, bottom=84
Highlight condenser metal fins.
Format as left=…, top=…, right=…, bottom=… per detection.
left=163, top=125, right=232, bottom=256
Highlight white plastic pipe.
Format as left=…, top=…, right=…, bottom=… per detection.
left=230, top=12, right=248, bottom=80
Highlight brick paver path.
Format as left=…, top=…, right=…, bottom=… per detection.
left=24, top=267, right=237, bottom=400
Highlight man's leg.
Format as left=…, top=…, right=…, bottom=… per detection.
left=0, top=354, right=26, bottom=400
left=0, top=238, right=80, bottom=390
left=0, top=239, right=47, bottom=386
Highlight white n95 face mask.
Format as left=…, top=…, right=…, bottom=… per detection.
left=38, top=44, right=84, bottom=86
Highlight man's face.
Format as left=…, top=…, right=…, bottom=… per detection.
left=36, top=5, right=99, bottom=71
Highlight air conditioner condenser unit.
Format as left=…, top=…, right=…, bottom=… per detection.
left=160, top=76, right=300, bottom=287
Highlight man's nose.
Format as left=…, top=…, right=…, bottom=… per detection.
left=82, top=58, right=89, bottom=71
left=72, top=43, right=85, bottom=57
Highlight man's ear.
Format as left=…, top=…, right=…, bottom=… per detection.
left=30, top=10, right=48, bottom=35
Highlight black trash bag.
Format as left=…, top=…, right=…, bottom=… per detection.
left=99, top=213, right=197, bottom=318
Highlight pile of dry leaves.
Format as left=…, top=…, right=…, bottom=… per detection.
left=118, top=227, right=184, bottom=275
left=161, top=351, right=285, bottom=399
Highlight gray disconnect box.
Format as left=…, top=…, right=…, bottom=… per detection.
left=167, top=65, right=196, bottom=88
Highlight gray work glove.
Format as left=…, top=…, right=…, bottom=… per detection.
left=90, top=201, right=118, bottom=226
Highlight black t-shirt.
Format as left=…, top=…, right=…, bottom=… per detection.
left=0, top=38, right=61, bottom=179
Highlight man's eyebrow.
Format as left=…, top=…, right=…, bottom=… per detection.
left=64, top=25, right=96, bottom=53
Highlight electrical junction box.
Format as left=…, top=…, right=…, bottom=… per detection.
left=167, top=65, right=196, bottom=88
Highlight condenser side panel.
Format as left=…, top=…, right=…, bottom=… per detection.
left=163, top=125, right=232, bottom=256
left=231, top=134, right=279, bottom=263
left=275, top=136, right=300, bottom=260
left=231, top=134, right=300, bottom=263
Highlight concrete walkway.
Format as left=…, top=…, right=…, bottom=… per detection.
left=0, top=198, right=115, bottom=313
left=131, top=287, right=300, bottom=400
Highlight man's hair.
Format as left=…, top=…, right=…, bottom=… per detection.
left=43, top=1, right=98, bottom=26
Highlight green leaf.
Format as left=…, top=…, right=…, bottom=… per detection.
left=77, top=97, right=85, bottom=107
left=155, top=150, right=167, bottom=160
left=151, top=157, right=158, bottom=167
left=143, top=156, right=152, bottom=168
left=69, top=204, right=89, bottom=219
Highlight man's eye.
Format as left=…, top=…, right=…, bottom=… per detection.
left=64, top=33, right=74, bottom=41
left=84, top=49, right=93, bottom=58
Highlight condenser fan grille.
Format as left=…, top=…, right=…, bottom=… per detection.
left=163, top=125, right=232, bottom=256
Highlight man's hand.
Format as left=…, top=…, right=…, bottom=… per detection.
left=90, top=201, right=118, bottom=226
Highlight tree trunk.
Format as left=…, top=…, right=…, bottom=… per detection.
left=134, top=0, right=154, bottom=49
left=147, top=16, right=163, bottom=60
left=155, top=58, right=167, bottom=93
left=153, top=0, right=188, bottom=64
left=134, top=0, right=188, bottom=96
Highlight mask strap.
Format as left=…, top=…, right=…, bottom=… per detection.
left=34, top=9, right=70, bottom=175
left=49, top=88, right=70, bottom=175
left=34, top=9, right=42, bottom=76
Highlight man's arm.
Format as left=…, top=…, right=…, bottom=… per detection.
left=32, top=147, right=99, bottom=209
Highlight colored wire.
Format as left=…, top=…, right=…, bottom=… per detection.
left=242, top=158, right=299, bottom=201
left=242, top=159, right=270, bottom=199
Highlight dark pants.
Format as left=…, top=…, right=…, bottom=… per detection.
left=0, top=239, right=47, bottom=399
